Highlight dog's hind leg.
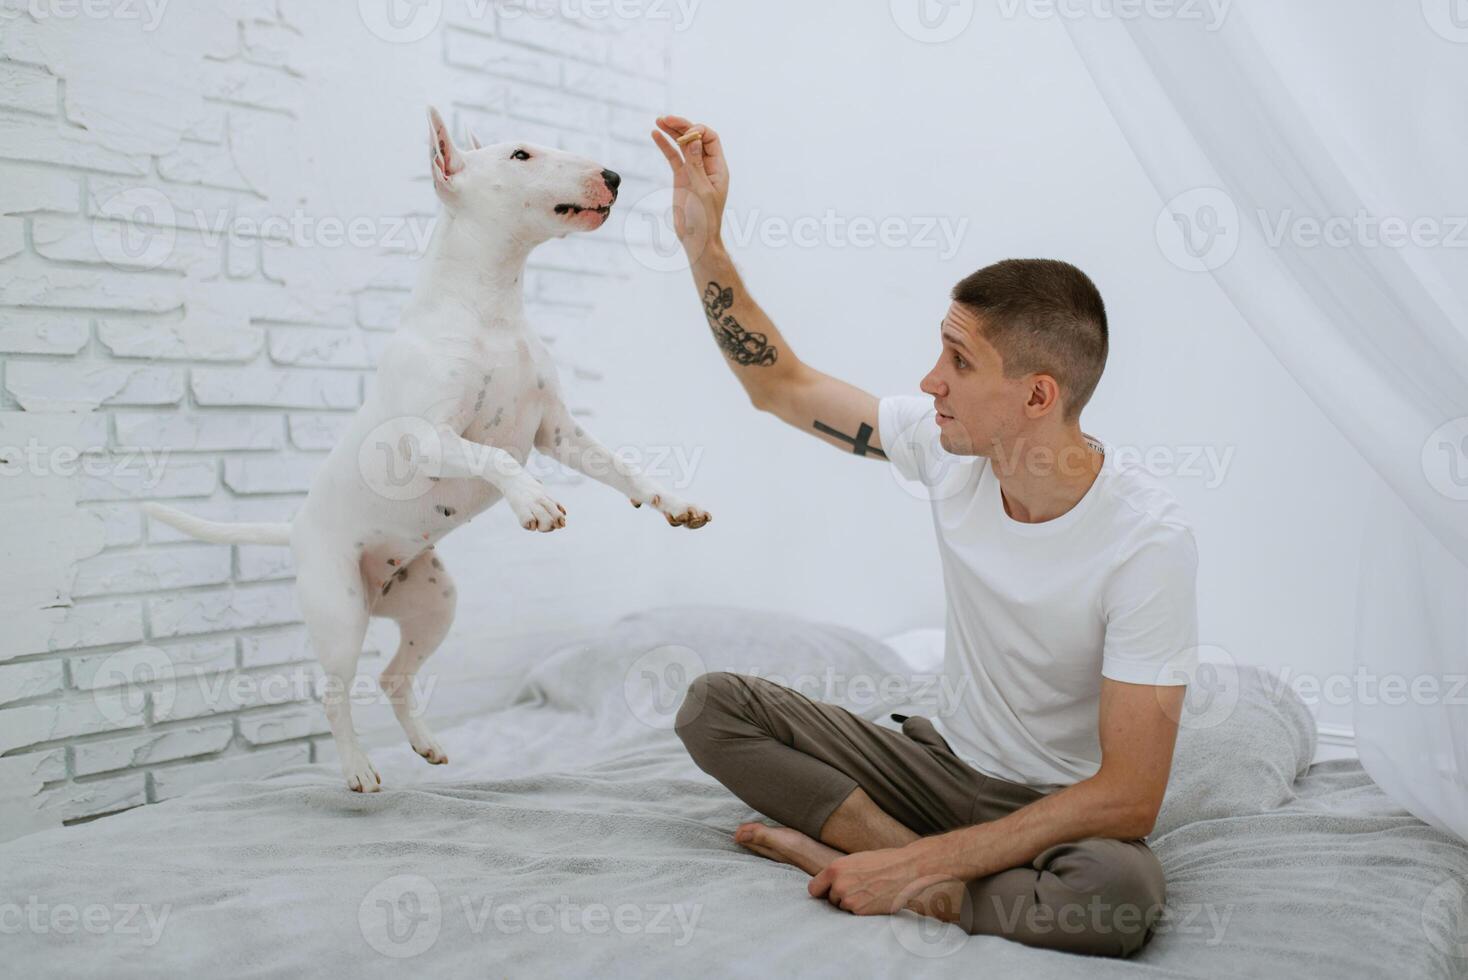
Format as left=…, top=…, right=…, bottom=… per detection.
left=295, top=545, right=379, bottom=792
left=372, top=550, right=457, bottom=765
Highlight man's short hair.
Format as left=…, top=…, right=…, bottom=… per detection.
left=952, top=259, right=1108, bottom=421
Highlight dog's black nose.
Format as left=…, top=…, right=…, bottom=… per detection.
left=601, top=169, right=621, bottom=193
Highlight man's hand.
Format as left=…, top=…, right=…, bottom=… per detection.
left=651, top=115, right=729, bottom=257
left=808, top=845, right=946, bottom=917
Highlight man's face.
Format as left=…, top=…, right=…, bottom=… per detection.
left=919, top=303, right=1028, bottom=458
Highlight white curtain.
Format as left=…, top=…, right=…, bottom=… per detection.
left=1063, top=0, right=1467, bottom=840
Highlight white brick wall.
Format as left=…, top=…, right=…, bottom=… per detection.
left=0, top=0, right=669, bottom=840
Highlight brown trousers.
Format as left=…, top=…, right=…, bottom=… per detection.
left=674, top=671, right=1166, bottom=958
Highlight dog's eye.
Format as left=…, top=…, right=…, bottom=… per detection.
left=511, top=149, right=532, bottom=161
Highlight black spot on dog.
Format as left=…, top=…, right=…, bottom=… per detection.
left=396, top=568, right=408, bottom=581
left=428, top=576, right=438, bottom=584
left=431, top=558, right=442, bottom=570
left=435, top=505, right=456, bottom=518
left=386, top=558, right=399, bottom=566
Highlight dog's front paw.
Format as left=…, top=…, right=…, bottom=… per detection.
left=504, top=477, right=567, bottom=533
left=633, top=491, right=712, bottom=529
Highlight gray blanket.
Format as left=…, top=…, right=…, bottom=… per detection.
left=3, top=607, right=1465, bottom=978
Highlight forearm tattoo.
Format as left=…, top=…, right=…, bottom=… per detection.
left=814, top=420, right=887, bottom=459
left=703, top=281, right=778, bottom=367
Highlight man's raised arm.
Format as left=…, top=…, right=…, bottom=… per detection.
left=651, top=116, right=888, bottom=462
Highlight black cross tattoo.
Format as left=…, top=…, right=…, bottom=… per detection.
left=814, top=420, right=887, bottom=459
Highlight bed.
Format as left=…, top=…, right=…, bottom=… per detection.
left=4, top=607, right=1465, bottom=978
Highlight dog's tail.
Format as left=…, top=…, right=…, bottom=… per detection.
left=141, top=503, right=293, bottom=546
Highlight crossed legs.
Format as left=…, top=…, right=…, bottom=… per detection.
left=674, top=671, right=1166, bottom=957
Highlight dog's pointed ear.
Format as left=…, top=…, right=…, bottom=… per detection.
left=427, top=106, right=465, bottom=194
left=467, top=128, right=483, bottom=151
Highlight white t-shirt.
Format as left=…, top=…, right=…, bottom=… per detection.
left=878, top=395, right=1199, bottom=790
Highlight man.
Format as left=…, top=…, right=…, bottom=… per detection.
left=651, top=116, right=1198, bottom=959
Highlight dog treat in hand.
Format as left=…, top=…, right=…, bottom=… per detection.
left=676, top=129, right=704, bottom=146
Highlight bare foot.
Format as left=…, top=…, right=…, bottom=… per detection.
left=734, top=822, right=843, bottom=876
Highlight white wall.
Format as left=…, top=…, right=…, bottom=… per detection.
left=0, top=0, right=674, bottom=839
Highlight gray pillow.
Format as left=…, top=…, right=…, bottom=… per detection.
left=515, top=607, right=1317, bottom=838
left=1153, top=662, right=1316, bottom=838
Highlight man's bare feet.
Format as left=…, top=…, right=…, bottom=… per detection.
left=734, top=822, right=844, bottom=876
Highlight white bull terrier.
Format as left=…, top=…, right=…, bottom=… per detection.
left=145, top=107, right=711, bottom=792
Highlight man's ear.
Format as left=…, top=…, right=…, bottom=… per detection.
left=1025, top=375, right=1062, bottom=417
left=427, top=106, right=466, bottom=193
